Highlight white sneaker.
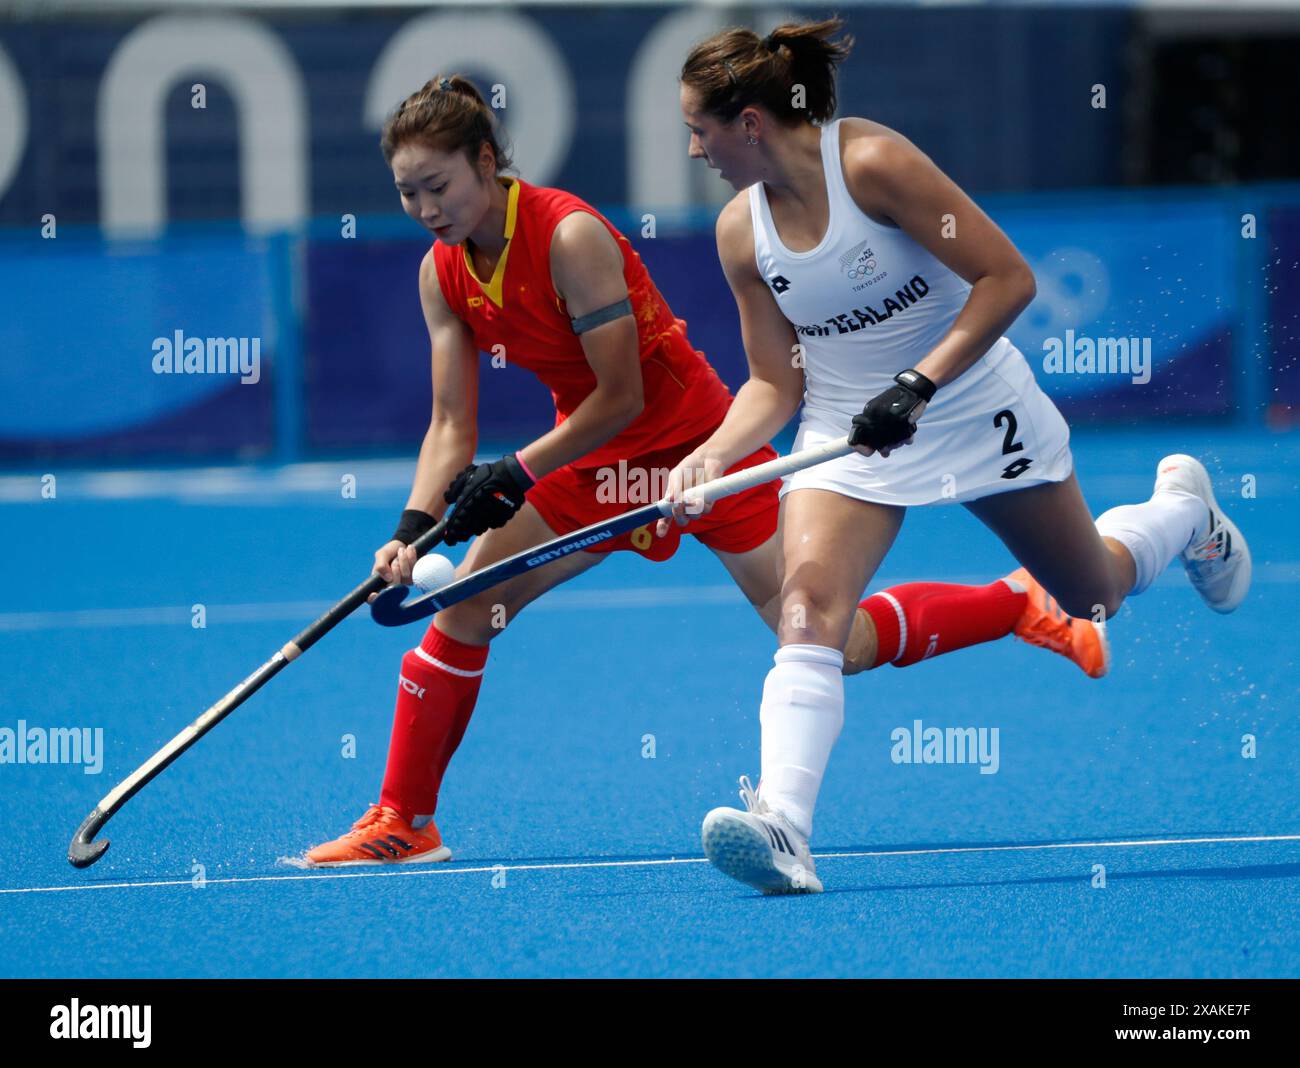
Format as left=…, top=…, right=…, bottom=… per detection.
left=701, top=777, right=823, bottom=894
left=1155, top=454, right=1252, bottom=614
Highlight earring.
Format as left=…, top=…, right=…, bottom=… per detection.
left=747, top=135, right=758, bottom=145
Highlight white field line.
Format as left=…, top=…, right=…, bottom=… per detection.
left=2, top=833, right=1297, bottom=897
left=1, top=462, right=1292, bottom=504
left=0, top=461, right=420, bottom=503
left=1, top=562, right=1297, bottom=633
left=5, top=454, right=1289, bottom=509
left=0, top=587, right=748, bottom=632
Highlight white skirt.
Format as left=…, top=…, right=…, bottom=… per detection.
left=781, top=342, right=1074, bottom=507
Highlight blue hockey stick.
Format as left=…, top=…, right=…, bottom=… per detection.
left=369, top=436, right=854, bottom=627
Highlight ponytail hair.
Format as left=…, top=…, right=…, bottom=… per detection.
left=380, top=74, right=514, bottom=172
left=680, top=17, right=854, bottom=126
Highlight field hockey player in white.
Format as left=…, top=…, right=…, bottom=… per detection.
left=665, top=18, right=1252, bottom=894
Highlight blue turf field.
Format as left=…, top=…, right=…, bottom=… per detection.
left=0, top=428, right=1296, bottom=978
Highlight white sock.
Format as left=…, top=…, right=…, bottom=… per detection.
left=758, top=644, right=845, bottom=840
left=1095, top=489, right=1208, bottom=595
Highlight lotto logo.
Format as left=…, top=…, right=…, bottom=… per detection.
left=769, top=275, right=791, bottom=294
left=1001, top=457, right=1034, bottom=480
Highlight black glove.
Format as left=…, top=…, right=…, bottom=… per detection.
left=441, top=454, right=534, bottom=545
left=849, top=369, right=936, bottom=452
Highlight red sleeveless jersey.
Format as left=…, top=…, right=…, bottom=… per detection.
left=432, top=177, right=732, bottom=469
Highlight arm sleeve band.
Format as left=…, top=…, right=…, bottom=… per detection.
left=391, top=508, right=436, bottom=546
left=894, top=368, right=937, bottom=402
left=570, top=297, right=633, bottom=335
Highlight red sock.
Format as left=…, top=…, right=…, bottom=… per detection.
left=379, top=622, right=489, bottom=826
left=859, top=580, right=1026, bottom=669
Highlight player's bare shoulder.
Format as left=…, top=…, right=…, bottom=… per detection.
left=549, top=210, right=625, bottom=304
left=551, top=208, right=610, bottom=244
left=417, top=246, right=443, bottom=303
left=416, top=246, right=457, bottom=318
left=549, top=210, right=620, bottom=269
left=714, top=189, right=759, bottom=283
left=417, top=245, right=461, bottom=329
left=838, top=117, right=928, bottom=224
left=838, top=117, right=919, bottom=169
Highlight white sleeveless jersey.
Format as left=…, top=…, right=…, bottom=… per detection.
left=747, top=119, right=1073, bottom=506
left=747, top=118, right=1014, bottom=428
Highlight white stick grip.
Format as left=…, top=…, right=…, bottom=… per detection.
left=669, top=436, right=853, bottom=510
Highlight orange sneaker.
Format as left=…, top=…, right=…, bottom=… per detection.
left=1005, top=567, right=1110, bottom=679
left=303, top=804, right=451, bottom=868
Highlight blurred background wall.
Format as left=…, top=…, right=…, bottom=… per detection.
left=0, top=0, right=1297, bottom=465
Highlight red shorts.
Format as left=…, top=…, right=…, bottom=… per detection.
left=526, top=431, right=779, bottom=562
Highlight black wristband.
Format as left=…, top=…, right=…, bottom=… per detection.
left=894, top=368, right=937, bottom=402
left=391, top=508, right=435, bottom=546
left=501, top=453, right=535, bottom=492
